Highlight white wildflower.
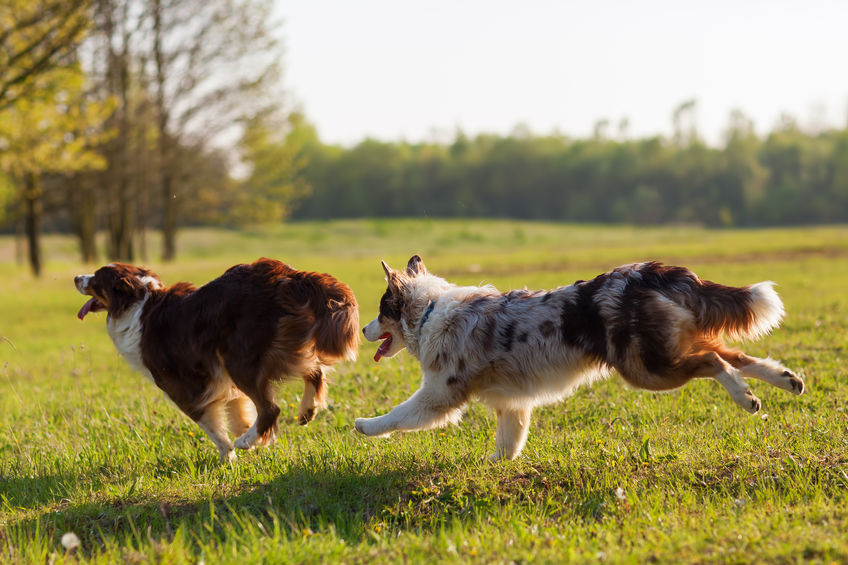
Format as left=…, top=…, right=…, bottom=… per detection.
left=61, top=532, right=80, bottom=552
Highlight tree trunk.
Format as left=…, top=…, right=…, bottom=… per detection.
left=136, top=164, right=149, bottom=263
left=135, top=91, right=150, bottom=263
left=107, top=177, right=134, bottom=260
left=23, top=173, right=42, bottom=277
left=103, top=0, right=134, bottom=262
left=71, top=176, right=97, bottom=263
left=161, top=169, right=176, bottom=261
left=80, top=202, right=98, bottom=263
left=137, top=210, right=148, bottom=262
left=153, top=0, right=176, bottom=262
left=117, top=0, right=134, bottom=261
left=116, top=173, right=134, bottom=260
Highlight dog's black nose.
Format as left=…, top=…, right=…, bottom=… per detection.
left=74, top=276, right=81, bottom=285
left=362, top=327, right=366, bottom=335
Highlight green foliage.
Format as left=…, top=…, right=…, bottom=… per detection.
left=0, top=2, right=111, bottom=274
left=0, top=65, right=110, bottom=180
left=0, top=2, right=111, bottom=209
left=229, top=111, right=313, bottom=225
left=0, top=170, right=14, bottom=223
left=1, top=221, right=847, bottom=562
left=0, top=0, right=91, bottom=111
left=293, top=112, right=848, bottom=226
left=0, top=0, right=108, bottom=184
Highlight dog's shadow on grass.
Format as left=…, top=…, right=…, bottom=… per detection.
left=218, top=457, right=420, bottom=531
left=0, top=472, right=88, bottom=511
left=9, top=448, right=819, bottom=556
left=3, top=452, right=655, bottom=552
left=8, top=457, right=422, bottom=550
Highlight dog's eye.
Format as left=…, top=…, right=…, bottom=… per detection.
left=379, top=289, right=401, bottom=320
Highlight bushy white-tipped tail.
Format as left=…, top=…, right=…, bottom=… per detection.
left=742, top=281, right=785, bottom=340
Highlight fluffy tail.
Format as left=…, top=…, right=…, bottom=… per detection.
left=313, top=282, right=361, bottom=363
left=693, top=280, right=785, bottom=341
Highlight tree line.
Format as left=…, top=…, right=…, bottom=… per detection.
left=2, top=1, right=847, bottom=277
left=292, top=105, right=848, bottom=227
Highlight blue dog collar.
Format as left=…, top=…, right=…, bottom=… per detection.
left=419, top=300, right=436, bottom=331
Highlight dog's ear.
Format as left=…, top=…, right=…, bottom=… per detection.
left=382, top=260, right=403, bottom=290
left=406, top=254, right=427, bottom=276
left=381, top=260, right=393, bottom=280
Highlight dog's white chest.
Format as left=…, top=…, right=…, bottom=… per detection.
left=107, top=298, right=154, bottom=382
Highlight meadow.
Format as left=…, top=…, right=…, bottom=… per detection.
left=1, top=219, right=847, bottom=563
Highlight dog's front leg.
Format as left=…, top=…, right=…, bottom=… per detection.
left=196, top=400, right=236, bottom=463
left=355, top=386, right=464, bottom=437
left=490, top=406, right=533, bottom=461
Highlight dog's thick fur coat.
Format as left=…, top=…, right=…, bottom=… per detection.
left=75, top=259, right=359, bottom=462
left=356, top=256, right=804, bottom=461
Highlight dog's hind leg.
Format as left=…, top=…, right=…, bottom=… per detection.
left=226, top=394, right=257, bottom=438
left=491, top=406, right=533, bottom=462
left=233, top=399, right=280, bottom=451
left=196, top=399, right=236, bottom=463
left=674, top=350, right=762, bottom=413
left=354, top=384, right=465, bottom=437
left=716, top=347, right=805, bottom=395
left=298, top=367, right=327, bottom=426
left=232, top=375, right=281, bottom=451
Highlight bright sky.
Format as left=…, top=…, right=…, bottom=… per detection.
left=277, top=0, right=848, bottom=146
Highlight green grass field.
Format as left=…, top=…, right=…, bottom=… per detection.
left=1, top=220, right=847, bottom=563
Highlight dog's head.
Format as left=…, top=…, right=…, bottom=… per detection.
left=74, top=263, right=164, bottom=320
left=363, top=254, right=431, bottom=362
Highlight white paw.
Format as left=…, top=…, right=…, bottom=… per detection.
left=740, top=389, right=762, bottom=414
left=354, top=417, right=392, bottom=437
left=488, top=449, right=520, bottom=462
left=220, top=449, right=236, bottom=463
left=781, top=370, right=805, bottom=395
left=234, top=428, right=258, bottom=450
left=298, top=407, right=316, bottom=426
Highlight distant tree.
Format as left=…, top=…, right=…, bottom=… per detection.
left=284, top=110, right=848, bottom=229
left=148, top=0, right=282, bottom=260
left=672, top=99, right=698, bottom=147
left=0, top=66, right=110, bottom=275
left=231, top=111, right=312, bottom=224
left=170, top=141, right=234, bottom=226
left=0, top=171, right=15, bottom=227
left=832, top=130, right=848, bottom=222
left=91, top=0, right=138, bottom=261
left=760, top=116, right=805, bottom=224
left=722, top=109, right=767, bottom=223
left=593, top=119, right=609, bottom=140
left=617, top=117, right=630, bottom=140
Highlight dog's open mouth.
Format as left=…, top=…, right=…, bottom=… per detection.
left=78, top=297, right=106, bottom=320
left=374, top=332, right=392, bottom=362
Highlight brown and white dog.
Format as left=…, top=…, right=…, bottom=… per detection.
left=75, top=259, right=359, bottom=462
left=356, top=256, right=804, bottom=461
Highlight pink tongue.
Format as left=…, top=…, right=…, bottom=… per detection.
left=374, top=333, right=391, bottom=362
left=77, top=298, right=97, bottom=320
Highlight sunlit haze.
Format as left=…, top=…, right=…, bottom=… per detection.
left=278, top=0, right=848, bottom=145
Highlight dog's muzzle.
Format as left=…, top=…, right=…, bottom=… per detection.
left=75, top=275, right=93, bottom=294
